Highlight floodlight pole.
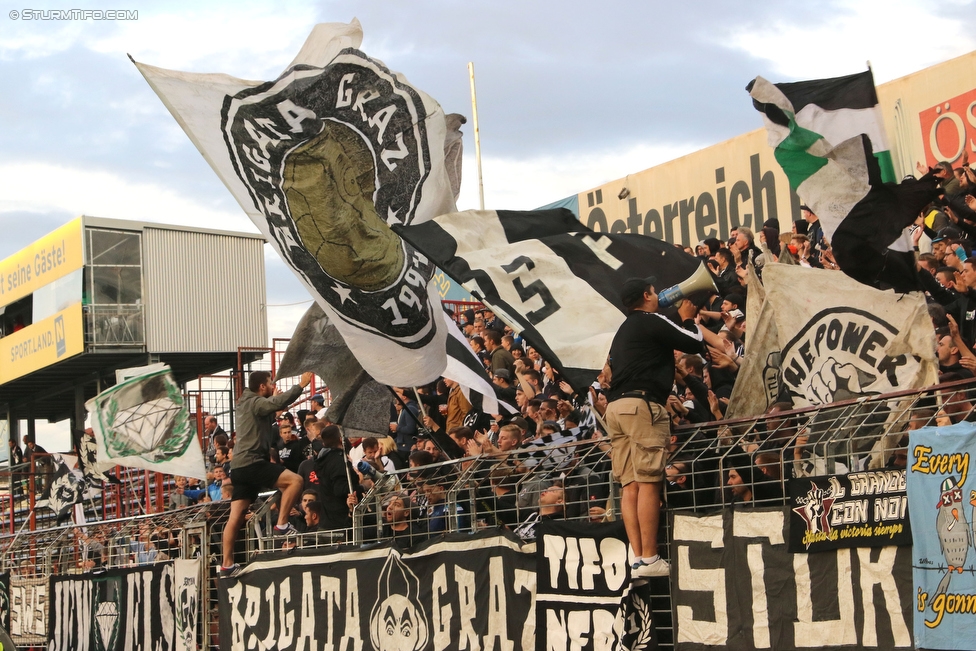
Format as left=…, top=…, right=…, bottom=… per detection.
left=468, top=62, right=485, bottom=210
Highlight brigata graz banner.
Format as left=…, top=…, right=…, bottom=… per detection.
left=788, top=470, right=911, bottom=553
left=536, top=520, right=658, bottom=651
left=673, top=509, right=913, bottom=651
left=219, top=533, right=535, bottom=651
left=47, top=559, right=200, bottom=651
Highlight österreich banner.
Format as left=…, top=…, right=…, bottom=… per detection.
left=907, top=422, right=976, bottom=649
left=218, top=533, right=535, bottom=651
left=788, top=470, right=911, bottom=553
left=47, top=559, right=200, bottom=651
left=672, top=509, right=913, bottom=650
left=536, top=519, right=658, bottom=651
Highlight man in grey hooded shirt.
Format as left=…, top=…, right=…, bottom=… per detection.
left=220, top=370, right=312, bottom=576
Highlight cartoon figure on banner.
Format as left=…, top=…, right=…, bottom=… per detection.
left=369, top=553, right=429, bottom=651
left=934, top=477, right=971, bottom=598
left=792, top=476, right=846, bottom=547
left=177, top=574, right=197, bottom=651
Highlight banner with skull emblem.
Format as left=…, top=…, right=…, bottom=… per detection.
left=133, top=19, right=457, bottom=387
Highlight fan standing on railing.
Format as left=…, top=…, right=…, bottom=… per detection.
left=219, top=370, right=313, bottom=578
left=603, top=278, right=707, bottom=579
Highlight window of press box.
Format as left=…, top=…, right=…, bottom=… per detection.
left=0, top=295, right=33, bottom=337
left=91, top=266, right=142, bottom=305
left=87, top=229, right=141, bottom=266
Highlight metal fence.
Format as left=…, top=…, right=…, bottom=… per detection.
left=2, top=376, right=972, bottom=649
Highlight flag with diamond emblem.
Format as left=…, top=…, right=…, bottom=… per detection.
left=86, top=364, right=207, bottom=480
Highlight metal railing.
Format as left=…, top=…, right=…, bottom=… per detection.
left=3, top=375, right=972, bottom=649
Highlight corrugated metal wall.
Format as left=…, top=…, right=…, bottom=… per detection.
left=143, top=228, right=267, bottom=353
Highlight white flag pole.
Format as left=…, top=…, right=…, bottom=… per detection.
left=467, top=62, right=485, bottom=210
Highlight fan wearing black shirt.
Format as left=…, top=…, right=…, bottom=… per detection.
left=605, top=277, right=705, bottom=579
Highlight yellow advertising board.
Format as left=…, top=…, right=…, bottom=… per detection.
left=0, top=302, right=84, bottom=384
left=576, top=50, right=976, bottom=246
left=0, top=217, right=84, bottom=309
left=577, top=129, right=800, bottom=245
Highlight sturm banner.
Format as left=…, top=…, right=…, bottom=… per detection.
left=536, top=520, right=658, bottom=651
left=672, top=509, right=913, bottom=650
left=47, top=559, right=200, bottom=651
left=788, top=470, right=911, bottom=553
left=218, top=533, right=535, bottom=651
left=907, top=422, right=976, bottom=650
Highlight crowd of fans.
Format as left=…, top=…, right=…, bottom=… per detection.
left=12, top=159, right=976, bottom=565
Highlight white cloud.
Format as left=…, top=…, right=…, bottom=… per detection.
left=721, top=0, right=976, bottom=82
left=0, top=162, right=255, bottom=233
left=456, top=141, right=708, bottom=211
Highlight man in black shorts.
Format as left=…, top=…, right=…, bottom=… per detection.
left=220, top=370, right=312, bottom=577
left=605, top=277, right=704, bottom=579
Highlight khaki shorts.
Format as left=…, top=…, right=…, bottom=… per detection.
left=605, top=397, right=669, bottom=485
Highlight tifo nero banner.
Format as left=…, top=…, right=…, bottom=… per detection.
left=536, top=520, right=658, bottom=651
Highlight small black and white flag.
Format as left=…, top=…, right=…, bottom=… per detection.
left=395, top=208, right=701, bottom=389
left=442, top=311, right=516, bottom=417
left=748, top=73, right=940, bottom=291
left=37, top=454, right=87, bottom=524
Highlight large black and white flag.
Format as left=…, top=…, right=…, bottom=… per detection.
left=443, top=311, right=516, bottom=416
left=134, top=20, right=459, bottom=387
left=396, top=209, right=701, bottom=389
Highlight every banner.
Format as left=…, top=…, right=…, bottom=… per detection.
left=47, top=559, right=200, bottom=651
left=788, top=470, right=911, bottom=553
left=536, top=519, right=658, bottom=651
left=907, top=422, right=976, bottom=650
left=673, top=509, right=912, bottom=650
left=219, top=533, right=535, bottom=651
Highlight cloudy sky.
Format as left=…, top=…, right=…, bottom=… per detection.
left=2, top=0, right=975, bottom=444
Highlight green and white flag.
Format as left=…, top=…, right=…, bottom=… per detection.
left=86, top=364, right=206, bottom=480
left=748, top=72, right=939, bottom=291
left=750, top=70, right=894, bottom=188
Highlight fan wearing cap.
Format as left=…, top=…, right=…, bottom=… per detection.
left=604, top=277, right=705, bottom=579
left=310, top=394, right=327, bottom=419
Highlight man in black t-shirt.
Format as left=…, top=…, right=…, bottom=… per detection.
left=604, top=277, right=705, bottom=579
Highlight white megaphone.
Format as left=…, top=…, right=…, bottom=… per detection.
left=657, top=262, right=720, bottom=309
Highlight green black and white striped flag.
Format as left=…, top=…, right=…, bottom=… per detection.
left=750, top=70, right=895, bottom=187
left=748, top=72, right=939, bottom=291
